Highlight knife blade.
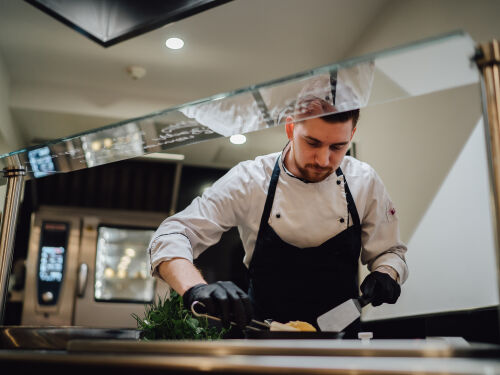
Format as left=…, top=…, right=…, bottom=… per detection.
left=316, top=295, right=371, bottom=332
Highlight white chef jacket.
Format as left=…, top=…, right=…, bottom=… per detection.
left=149, top=148, right=408, bottom=284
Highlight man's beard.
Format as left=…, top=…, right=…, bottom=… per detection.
left=297, top=163, right=334, bottom=182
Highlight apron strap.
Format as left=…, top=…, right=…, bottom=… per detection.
left=337, top=167, right=361, bottom=228
left=255, top=160, right=361, bottom=247
left=255, top=156, right=281, bottom=246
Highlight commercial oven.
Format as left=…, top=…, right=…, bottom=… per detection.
left=21, top=205, right=170, bottom=328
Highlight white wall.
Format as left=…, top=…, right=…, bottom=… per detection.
left=363, top=117, right=499, bottom=320
left=348, top=0, right=500, bottom=58
left=344, top=0, right=500, bottom=321
left=355, top=81, right=500, bottom=320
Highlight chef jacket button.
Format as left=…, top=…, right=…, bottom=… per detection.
left=276, top=213, right=281, bottom=218
left=339, top=218, right=345, bottom=223
left=337, top=180, right=341, bottom=185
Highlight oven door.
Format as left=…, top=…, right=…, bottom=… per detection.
left=74, top=213, right=169, bottom=328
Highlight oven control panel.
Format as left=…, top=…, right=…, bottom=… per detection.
left=37, top=222, right=69, bottom=306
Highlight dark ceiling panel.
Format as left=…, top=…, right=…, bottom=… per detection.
left=25, top=0, right=233, bottom=47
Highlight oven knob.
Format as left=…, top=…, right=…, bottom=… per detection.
left=42, top=291, right=54, bottom=303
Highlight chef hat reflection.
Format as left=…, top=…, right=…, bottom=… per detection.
left=179, top=93, right=260, bottom=137
left=179, top=60, right=375, bottom=135
left=278, top=61, right=375, bottom=125
left=275, top=93, right=336, bottom=127
left=334, top=61, right=374, bottom=111
left=293, top=94, right=337, bottom=121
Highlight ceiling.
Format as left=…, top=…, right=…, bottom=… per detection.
left=0, top=0, right=389, bottom=168
left=0, top=0, right=499, bottom=169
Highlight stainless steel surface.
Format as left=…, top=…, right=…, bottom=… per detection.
left=0, top=159, right=25, bottom=324
left=317, top=298, right=362, bottom=332
left=0, top=326, right=140, bottom=350
left=73, top=208, right=169, bottom=328
left=475, top=39, right=500, bottom=339
left=2, top=351, right=500, bottom=375
left=76, top=263, right=88, bottom=297
left=21, top=206, right=169, bottom=328
left=66, top=338, right=500, bottom=358
left=21, top=211, right=82, bottom=326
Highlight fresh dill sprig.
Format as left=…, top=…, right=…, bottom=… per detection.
left=132, top=290, right=229, bottom=340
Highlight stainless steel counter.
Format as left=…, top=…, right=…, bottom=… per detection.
left=66, top=338, right=500, bottom=358
left=1, top=336, right=500, bottom=374
left=1, top=348, right=500, bottom=374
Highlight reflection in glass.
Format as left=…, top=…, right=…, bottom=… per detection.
left=81, top=122, right=144, bottom=168
left=28, top=146, right=56, bottom=178
left=0, top=31, right=478, bottom=182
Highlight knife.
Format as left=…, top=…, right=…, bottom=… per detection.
left=316, top=295, right=372, bottom=332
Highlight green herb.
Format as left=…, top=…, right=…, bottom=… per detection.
left=132, top=290, right=229, bottom=340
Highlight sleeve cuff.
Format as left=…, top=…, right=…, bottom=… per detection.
left=149, top=233, right=194, bottom=278
left=370, top=253, right=408, bottom=284
left=374, top=265, right=399, bottom=283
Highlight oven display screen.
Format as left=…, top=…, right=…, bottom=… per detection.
left=37, top=222, right=69, bottom=305
left=28, top=146, right=56, bottom=178
left=39, top=246, right=65, bottom=282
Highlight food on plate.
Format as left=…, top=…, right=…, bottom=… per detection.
left=285, top=320, right=317, bottom=332
left=269, top=320, right=317, bottom=332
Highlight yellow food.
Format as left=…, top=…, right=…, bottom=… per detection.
left=269, top=321, right=299, bottom=331
left=285, top=321, right=317, bottom=332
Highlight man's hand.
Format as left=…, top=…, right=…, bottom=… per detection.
left=183, top=281, right=253, bottom=329
left=360, top=271, right=401, bottom=306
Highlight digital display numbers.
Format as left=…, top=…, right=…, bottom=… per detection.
left=39, top=246, right=65, bottom=282
left=37, top=222, right=69, bottom=306
left=28, top=146, right=56, bottom=178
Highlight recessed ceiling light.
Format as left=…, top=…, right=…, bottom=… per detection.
left=230, top=134, right=246, bottom=145
left=165, top=37, right=184, bottom=49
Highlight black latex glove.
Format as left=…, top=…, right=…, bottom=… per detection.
left=360, top=271, right=401, bottom=307
left=183, top=281, right=253, bottom=329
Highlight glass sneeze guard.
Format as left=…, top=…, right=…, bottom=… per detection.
left=0, top=30, right=479, bottom=181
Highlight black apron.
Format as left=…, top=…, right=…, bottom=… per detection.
left=248, top=157, right=362, bottom=332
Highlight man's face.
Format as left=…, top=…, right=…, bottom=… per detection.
left=285, top=116, right=356, bottom=182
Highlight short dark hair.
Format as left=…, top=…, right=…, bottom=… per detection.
left=293, top=95, right=360, bottom=128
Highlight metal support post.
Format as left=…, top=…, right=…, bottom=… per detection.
left=0, top=164, right=25, bottom=324
left=475, top=39, right=500, bottom=332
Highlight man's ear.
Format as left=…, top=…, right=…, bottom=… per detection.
left=350, top=126, right=357, bottom=140
left=285, top=116, right=294, bottom=141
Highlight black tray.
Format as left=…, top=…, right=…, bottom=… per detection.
left=245, top=330, right=344, bottom=340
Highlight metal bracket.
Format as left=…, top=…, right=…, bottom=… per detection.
left=0, top=165, right=26, bottom=324
left=474, top=39, right=500, bottom=340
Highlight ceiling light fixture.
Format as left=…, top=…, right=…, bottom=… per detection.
left=165, top=37, right=184, bottom=49
left=230, top=134, right=246, bottom=145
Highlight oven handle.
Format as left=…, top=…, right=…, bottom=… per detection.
left=77, top=263, right=88, bottom=298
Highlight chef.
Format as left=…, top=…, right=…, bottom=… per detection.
left=148, top=74, right=408, bottom=335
